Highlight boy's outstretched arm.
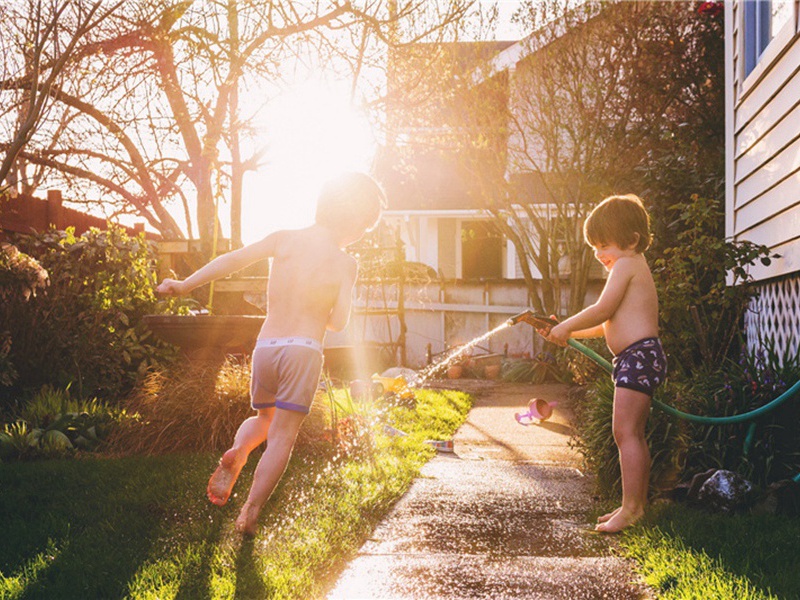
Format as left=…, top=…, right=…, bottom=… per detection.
left=547, top=258, right=634, bottom=345
left=327, top=257, right=358, bottom=332
left=157, top=233, right=279, bottom=296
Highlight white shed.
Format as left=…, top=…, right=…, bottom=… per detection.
left=726, top=0, right=800, bottom=358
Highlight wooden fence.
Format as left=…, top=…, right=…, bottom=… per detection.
left=0, top=190, right=157, bottom=239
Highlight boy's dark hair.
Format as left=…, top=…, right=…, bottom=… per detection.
left=584, top=194, right=652, bottom=253
left=315, top=172, right=386, bottom=232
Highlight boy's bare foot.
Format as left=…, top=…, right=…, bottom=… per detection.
left=597, top=506, right=621, bottom=524
left=594, top=508, right=643, bottom=533
left=235, top=502, right=260, bottom=537
left=207, top=448, right=247, bottom=506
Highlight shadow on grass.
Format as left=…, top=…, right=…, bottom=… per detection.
left=0, top=453, right=228, bottom=599
left=232, top=537, right=269, bottom=600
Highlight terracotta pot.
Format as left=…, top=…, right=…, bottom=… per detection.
left=446, top=365, right=463, bottom=379
left=484, top=364, right=501, bottom=379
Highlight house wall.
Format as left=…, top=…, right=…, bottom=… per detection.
left=727, top=1, right=800, bottom=280
left=727, top=1, right=800, bottom=359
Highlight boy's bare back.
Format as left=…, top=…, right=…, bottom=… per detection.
left=259, top=225, right=356, bottom=342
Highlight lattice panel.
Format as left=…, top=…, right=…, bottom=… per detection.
left=744, top=274, right=800, bottom=362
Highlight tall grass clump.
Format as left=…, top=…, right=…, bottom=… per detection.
left=108, top=358, right=254, bottom=455
left=572, top=376, right=693, bottom=499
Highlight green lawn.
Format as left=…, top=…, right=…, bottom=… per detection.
left=0, top=388, right=471, bottom=600
left=620, top=502, right=800, bottom=600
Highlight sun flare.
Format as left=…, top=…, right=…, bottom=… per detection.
left=241, top=79, right=377, bottom=243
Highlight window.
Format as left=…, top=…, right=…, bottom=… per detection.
left=461, top=221, right=503, bottom=279
left=743, top=0, right=793, bottom=77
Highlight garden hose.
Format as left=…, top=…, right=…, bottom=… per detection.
left=566, top=337, right=800, bottom=426
left=510, top=311, right=800, bottom=481
left=570, top=337, right=800, bottom=484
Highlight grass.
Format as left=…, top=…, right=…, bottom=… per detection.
left=0, top=387, right=471, bottom=599
left=619, top=502, right=800, bottom=599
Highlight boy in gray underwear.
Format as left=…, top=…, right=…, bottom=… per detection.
left=157, top=172, right=384, bottom=535
left=543, top=194, right=666, bottom=533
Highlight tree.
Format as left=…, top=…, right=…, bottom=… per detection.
left=387, top=0, right=725, bottom=316
left=1, top=0, right=475, bottom=257
left=0, top=0, right=123, bottom=195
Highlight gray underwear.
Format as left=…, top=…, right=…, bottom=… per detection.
left=250, top=337, right=323, bottom=414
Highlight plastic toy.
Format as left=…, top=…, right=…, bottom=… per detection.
left=515, top=397, right=558, bottom=425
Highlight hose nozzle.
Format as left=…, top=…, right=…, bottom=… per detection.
left=507, top=310, right=535, bottom=326
left=507, top=311, right=559, bottom=330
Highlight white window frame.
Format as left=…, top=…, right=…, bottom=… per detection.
left=740, top=0, right=797, bottom=95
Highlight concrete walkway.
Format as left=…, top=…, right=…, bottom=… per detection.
left=327, top=382, right=652, bottom=600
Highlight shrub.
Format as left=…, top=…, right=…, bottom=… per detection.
left=681, top=341, right=800, bottom=487
left=111, top=358, right=324, bottom=453
left=1, top=225, right=181, bottom=405
left=652, top=195, right=776, bottom=378
left=107, top=358, right=254, bottom=455
left=571, top=376, right=693, bottom=499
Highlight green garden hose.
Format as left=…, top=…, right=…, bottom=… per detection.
left=509, top=311, right=800, bottom=481
left=567, top=337, right=800, bottom=484
left=566, top=337, right=800, bottom=426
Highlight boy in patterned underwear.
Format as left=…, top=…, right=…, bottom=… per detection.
left=543, top=194, right=666, bottom=533
left=157, top=172, right=384, bottom=535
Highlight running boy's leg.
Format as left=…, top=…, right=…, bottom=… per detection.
left=235, top=408, right=306, bottom=535
left=208, top=407, right=274, bottom=506
left=596, top=386, right=651, bottom=533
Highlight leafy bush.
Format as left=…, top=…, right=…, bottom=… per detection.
left=652, top=195, right=775, bottom=378
left=0, top=385, right=125, bottom=459
left=1, top=225, right=181, bottom=405
left=680, top=341, right=800, bottom=487
left=571, top=377, right=693, bottom=499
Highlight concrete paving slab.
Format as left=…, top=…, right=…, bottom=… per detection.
left=327, top=383, right=651, bottom=600
left=329, top=555, right=645, bottom=600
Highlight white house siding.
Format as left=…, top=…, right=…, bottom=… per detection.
left=726, top=0, right=800, bottom=359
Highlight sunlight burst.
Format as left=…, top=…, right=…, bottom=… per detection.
left=242, top=79, right=377, bottom=243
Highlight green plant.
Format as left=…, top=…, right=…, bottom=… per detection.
left=501, top=351, right=573, bottom=384
left=652, top=195, right=776, bottom=378
left=681, top=341, right=800, bottom=487
left=0, top=385, right=126, bottom=459
left=572, top=376, right=693, bottom=499
left=1, top=225, right=181, bottom=404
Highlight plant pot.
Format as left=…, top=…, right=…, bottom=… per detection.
left=484, top=364, right=501, bottom=379
left=447, top=365, right=463, bottom=379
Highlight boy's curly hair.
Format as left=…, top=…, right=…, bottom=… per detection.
left=584, top=194, right=652, bottom=253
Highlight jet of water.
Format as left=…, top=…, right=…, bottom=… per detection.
left=408, top=321, right=512, bottom=389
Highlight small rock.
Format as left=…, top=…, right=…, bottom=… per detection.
left=696, top=469, right=755, bottom=513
